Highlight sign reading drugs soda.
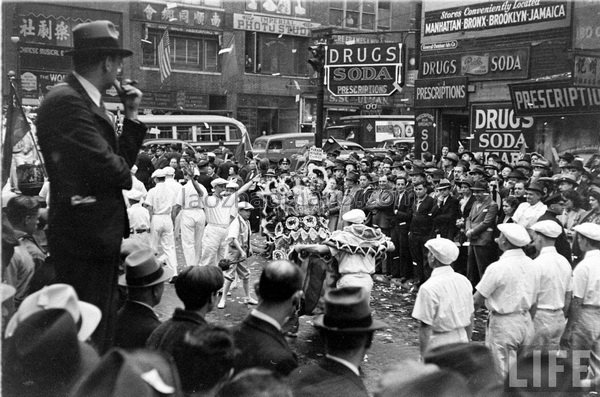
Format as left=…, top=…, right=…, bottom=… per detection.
left=470, top=102, right=535, bottom=164
left=326, top=43, right=403, bottom=97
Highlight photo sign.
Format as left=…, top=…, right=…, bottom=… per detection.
left=326, top=43, right=403, bottom=97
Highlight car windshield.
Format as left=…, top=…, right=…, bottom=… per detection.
left=253, top=140, right=267, bottom=149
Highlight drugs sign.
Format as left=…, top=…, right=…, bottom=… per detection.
left=326, top=43, right=403, bottom=97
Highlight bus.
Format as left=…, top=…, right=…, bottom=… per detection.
left=137, top=115, right=249, bottom=151
left=324, top=115, right=414, bottom=148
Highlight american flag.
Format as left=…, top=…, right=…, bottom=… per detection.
left=158, top=29, right=172, bottom=82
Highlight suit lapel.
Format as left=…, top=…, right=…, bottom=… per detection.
left=66, top=74, right=116, bottom=133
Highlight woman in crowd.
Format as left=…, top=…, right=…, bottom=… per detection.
left=322, top=178, right=342, bottom=231
left=558, top=190, right=587, bottom=245
left=498, top=196, right=519, bottom=224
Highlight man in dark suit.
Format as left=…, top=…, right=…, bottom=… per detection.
left=391, top=176, right=414, bottom=281
left=409, top=181, right=435, bottom=287
left=431, top=179, right=460, bottom=240
left=36, top=20, right=146, bottom=352
left=232, top=259, right=303, bottom=376
left=115, top=249, right=173, bottom=349
left=288, top=287, right=387, bottom=397
left=365, top=175, right=396, bottom=274
left=465, top=180, right=499, bottom=286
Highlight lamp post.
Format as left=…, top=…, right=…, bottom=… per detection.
left=307, top=41, right=326, bottom=147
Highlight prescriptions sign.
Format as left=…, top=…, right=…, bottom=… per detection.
left=414, top=77, right=468, bottom=108
left=509, top=80, right=600, bottom=116
left=326, top=43, right=403, bottom=97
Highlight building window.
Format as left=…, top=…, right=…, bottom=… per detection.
left=143, top=29, right=219, bottom=72
left=245, top=32, right=309, bottom=76
left=329, top=0, right=383, bottom=30
left=174, top=0, right=222, bottom=6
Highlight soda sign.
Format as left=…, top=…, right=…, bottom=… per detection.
left=326, top=43, right=403, bottom=97
left=470, top=102, right=535, bottom=164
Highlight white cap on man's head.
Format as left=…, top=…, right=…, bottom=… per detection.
left=425, top=237, right=459, bottom=265
left=573, top=223, right=600, bottom=241
left=210, top=178, right=228, bottom=188
left=530, top=220, right=562, bottom=239
left=238, top=201, right=254, bottom=210
left=151, top=168, right=165, bottom=178
left=342, top=209, right=366, bottom=224
left=497, top=223, right=531, bottom=247
left=163, top=166, right=175, bottom=176
left=226, top=181, right=239, bottom=189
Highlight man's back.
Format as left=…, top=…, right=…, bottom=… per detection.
left=288, top=358, right=369, bottom=397
left=232, top=313, right=297, bottom=376
left=533, top=246, right=572, bottom=309
left=114, top=300, right=160, bottom=349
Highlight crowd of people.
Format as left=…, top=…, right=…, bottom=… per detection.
left=3, top=18, right=600, bottom=397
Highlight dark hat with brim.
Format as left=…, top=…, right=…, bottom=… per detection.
left=313, top=287, right=386, bottom=333
left=507, top=170, right=527, bottom=180
left=470, top=180, right=489, bottom=191
left=526, top=182, right=544, bottom=195
left=65, top=21, right=133, bottom=57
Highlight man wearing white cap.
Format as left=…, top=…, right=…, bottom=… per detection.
left=162, top=166, right=183, bottom=197
left=529, top=220, right=572, bottom=350
left=218, top=202, right=258, bottom=308
left=199, top=176, right=259, bottom=267
left=295, top=209, right=394, bottom=297
left=145, top=168, right=179, bottom=278
left=564, top=222, right=600, bottom=381
left=412, top=237, right=473, bottom=355
left=123, top=185, right=151, bottom=246
left=473, top=223, right=539, bottom=375
left=173, top=173, right=208, bottom=267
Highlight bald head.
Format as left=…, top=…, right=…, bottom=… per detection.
left=257, top=260, right=303, bottom=303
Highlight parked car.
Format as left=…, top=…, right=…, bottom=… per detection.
left=366, top=138, right=414, bottom=156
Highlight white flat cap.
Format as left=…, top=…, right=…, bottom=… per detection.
left=124, top=187, right=145, bottom=202
left=497, top=223, right=531, bottom=247
left=206, top=152, right=216, bottom=158
left=211, top=178, right=228, bottom=187
left=573, top=222, right=600, bottom=241
left=425, top=237, right=459, bottom=265
left=238, top=201, right=254, bottom=210
left=151, top=168, right=165, bottom=178
left=226, top=181, right=239, bottom=189
left=163, top=166, right=175, bottom=176
left=342, top=209, right=366, bottom=224
left=530, top=220, right=562, bottom=238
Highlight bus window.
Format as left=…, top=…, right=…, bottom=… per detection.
left=146, top=125, right=173, bottom=139
left=176, top=125, right=193, bottom=141
left=268, top=140, right=282, bottom=150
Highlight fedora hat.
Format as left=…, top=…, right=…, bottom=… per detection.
left=435, top=179, right=452, bottom=190
left=71, top=348, right=182, bottom=397
left=526, top=182, right=544, bottom=195
left=5, top=284, right=101, bottom=341
left=4, top=309, right=100, bottom=397
left=314, top=287, right=386, bottom=333
left=66, top=20, right=133, bottom=57
left=443, top=152, right=459, bottom=163
left=470, top=180, right=489, bottom=191
left=119, top=250, right=174, bottom=288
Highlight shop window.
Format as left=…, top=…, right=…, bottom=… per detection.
left=328, top=0, right=381, bottom=30
left=143, top=29, right=219, bottom=73
left=245, top=32, right=309, bottom=76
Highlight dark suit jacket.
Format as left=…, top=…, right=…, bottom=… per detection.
left=466, top=197, right=498, bottom=246
left=288, top=358, right=369, bottom=397
left=146, top=308, right=207, bottom=354
left=37, top=74, right=146, bottom=260
left=115, top=301, right=161, bottom=350
left=460, top=195, right=476, bottom=219
left=431, top=196, right=460, bottom=239
left=232, top=314, right=297, bottom=376
left=409, top=195, right=435, bottom=236
left=365, top=188, right=396, bottom=230
left=394, top=190, right=415, bottom=229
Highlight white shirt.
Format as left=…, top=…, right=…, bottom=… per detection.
left=573, top=249, right=600, bottom=306
left=204, top=193, right=236, bottom=225
left=331, top=247, right=376, bottom=275
left=250, top=309, right=281, bottom=331
left=513, top=201, right=548, bottom=228
left=128, top=203, right=150, bottom=230
left=325, top=354, right=360, bottom=376
left=72, top=71, right=101, bottom=107
left=476, top=249, right=539, bottom=314
left=532, top=246, right=572, bottom=310
left=145, top=181, right=179, bottom=215
left=176, top=180, right=206, bottom=209
left=164, top=177, right=183, bottom=197
left=412, top=266, right=474, bottom=332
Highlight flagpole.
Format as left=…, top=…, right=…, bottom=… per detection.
left=8, top=71, right=48, bottom=179
left=2, top=72, right=17, bottom=185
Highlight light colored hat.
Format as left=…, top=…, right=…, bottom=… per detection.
left=162, top=166, right=175, bottom=176
left=497, top=223, right=531, bottom=247
left=210, top=178, right=228, bottom=188
left=573, top=222, right=600, bottom=242
left=206, top=152, right=216, bottom=158
left=342, top=209, right=366, bottom=224
left=425, top=237, right=459, bottom=265
left=530, top=220, right=562, bottom=239
left=238, top=201, right=254, bottom=210
left=226, top=180, right=239, bottom=189
left=151, top=168, right=165, bottom=178
left=5, top=284, right=101, bottom=341
left=119, top=249, right=174, bottom=288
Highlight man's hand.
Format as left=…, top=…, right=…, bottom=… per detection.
left=115, top=79, right=143, bottom=120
